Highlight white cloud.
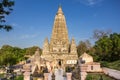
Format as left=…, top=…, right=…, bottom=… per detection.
left=11, top=23, right=22, bottom=29
left=11, top=23, right=18, bottom=27
left=76, top=0, right=104, bottom=6
left=20, top=34, right=38, bottom=39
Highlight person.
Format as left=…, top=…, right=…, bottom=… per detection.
left=43, top=66, right=48, bottom=73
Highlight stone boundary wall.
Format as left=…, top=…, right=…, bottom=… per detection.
left=103, top=67, right=120, bottom=80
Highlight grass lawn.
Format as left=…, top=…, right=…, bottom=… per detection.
left=107, top=60, right=120, bottom=71
left=14, top=75, right=23, bottom=80
left=0, top=73, right=23, bottom=80
left=0, top=74, right=4, bottom=78
left=101, top=60, right=120, bottom=71
left=86, top=73, right=116, bottom=80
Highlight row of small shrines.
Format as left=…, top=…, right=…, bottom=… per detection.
left=22, top=49, right=102, bottom=80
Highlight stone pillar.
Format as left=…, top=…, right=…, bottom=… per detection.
left=24, top=72, right=31, bottom=80
left=79, top=64, right=87, bottom=80
left=80, top=72, right=87, bottom=80
left=44, top=73, right=49, bottom=80
left=23, top=64, right=31, bottom=80
left=66, top=73, right=72, bottom=80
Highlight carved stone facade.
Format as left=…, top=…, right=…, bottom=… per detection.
left=31, top=49, right=43, bottom=74
left=42, top=6, right=78, bottom=68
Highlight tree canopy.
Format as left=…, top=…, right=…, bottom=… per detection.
left=0, top=0, right=14, bottom=31
left=94, top=33, right=120, bottom=61
left=0, top=45, right=42, bottom=66
left=93, top=29, right=111, bottom=40
left=77, top=40, right=94, bottom=57
left=77, top=32, right=120, bottom=62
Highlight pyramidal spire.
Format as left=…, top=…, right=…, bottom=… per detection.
left=70, top=38, right=77, bottom=54
left=44, top=37, right=49, bottom=43
left=34, top=48, right=40, bottom=57
left=57, top=5, right=63, bottom=14
left=50, top=5, right=69, bottom=52
left=43, top=37, right=49, bottom=54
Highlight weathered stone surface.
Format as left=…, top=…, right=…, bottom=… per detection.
left=55, top=68, right=64, bottom=80
left=23, top=64, right=31, bottom=80
left=44, top=73, right=49, bottom=80
left=24, top=72, right=31, bottom=80
left=103, top=67, right=120, bottom=80
left=79, top=52, right=93, bottom=63
left=66, top=73, right=72, bottom=80
left=42, top=6, right=78, bottom=68
left=79, top=64, right=87, bottom=80
left=31, top=49, right=42, bottom=74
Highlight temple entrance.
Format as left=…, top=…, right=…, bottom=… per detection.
left=57, top=59, right=63, bottom=67
left=58, top=60, right=61, bottom=66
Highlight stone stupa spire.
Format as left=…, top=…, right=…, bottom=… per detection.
left=43, top=38, right=49, bottom=54
left=70, top=38, right=77, bottom=54
left=57, top=5, right=63, bottom=14
left=41, top=5, right=78, bottom=70
left=50, top=6, right=69, bottom=53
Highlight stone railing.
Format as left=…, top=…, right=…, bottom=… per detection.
left=43, top=72, right=72, bottom=80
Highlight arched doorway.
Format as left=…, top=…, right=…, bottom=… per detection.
left=57, top=59, right=63, bottom=67
left=58, top=60, right=61, bottom=66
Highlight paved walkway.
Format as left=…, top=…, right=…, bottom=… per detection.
left=102, top=67, right=120, bottom=80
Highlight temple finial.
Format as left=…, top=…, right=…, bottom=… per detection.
left=57, top=4, right=63, bottom=14
left=59, top=3, right=62, bottom=8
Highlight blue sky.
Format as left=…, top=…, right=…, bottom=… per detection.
left=0, top=0, right=120, bottom=48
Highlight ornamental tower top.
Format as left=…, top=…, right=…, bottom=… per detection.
left=50, top=6, right=69, bottom=53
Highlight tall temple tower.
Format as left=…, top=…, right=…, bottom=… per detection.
left=42, top=6, right=78, bottom=68
left=50, top=6, right=69, bottom=53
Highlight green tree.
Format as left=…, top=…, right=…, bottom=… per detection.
left=94, top=36, right=113, bottom=61
left=0, top=0, right=14, bottom=31
left=25, top=46, right=42, bottom=56
left=77, top=41, right=87, bottom=57
left=110, top=33, right=120, bottom=61
left=94, top=33, right=120, bottom=61
left=77, top=40, right=92, bottom=57
left=0, top=45, right=42, bottom=66
left=0, top=45, right=26, bottom=66
left=0, top=49, right=17, bottom=66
